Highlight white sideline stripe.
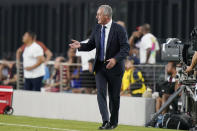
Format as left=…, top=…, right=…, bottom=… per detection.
left=0, top=122, right=79, bottom=131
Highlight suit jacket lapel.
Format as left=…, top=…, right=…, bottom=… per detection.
left=96, top=25, right=101, bottom=50
left=106, top=22, right=114, bottom=51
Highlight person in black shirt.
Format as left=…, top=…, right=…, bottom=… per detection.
left=186, top=26, right=197, bottom=73
left=128, top=26, right=143, bottom=57
left=156, top=62, right=178, bottom=114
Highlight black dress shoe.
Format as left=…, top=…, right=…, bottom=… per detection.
left=108, top=123, right=118, bottom=130
left=98, top=121, right=109, bottom=130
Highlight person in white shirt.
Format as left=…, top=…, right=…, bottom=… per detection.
left=22, top=31, right=45, bottom=91
left=139, top=24, right=160, bottom=64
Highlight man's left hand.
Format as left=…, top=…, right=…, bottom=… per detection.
left=25, top=66, right=34, bottom=71
left=106, top=58, right=116, bottom=69
left=185, top=66, right=193, bottom=73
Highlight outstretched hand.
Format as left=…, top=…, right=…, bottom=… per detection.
left=69, top=40, right=81, bottom=49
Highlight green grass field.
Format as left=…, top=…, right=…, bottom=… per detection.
left=0, top=115, right=178, bottom=131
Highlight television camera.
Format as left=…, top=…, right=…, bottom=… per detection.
left=146, top=26, right=197, bottom=130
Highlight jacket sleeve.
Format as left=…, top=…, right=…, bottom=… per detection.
left=114, top=26, right=130, bottom=62
left=78, top=27, right=97, bottom=52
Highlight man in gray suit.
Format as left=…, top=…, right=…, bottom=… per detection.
left=69, top=5, right=129, bottom=130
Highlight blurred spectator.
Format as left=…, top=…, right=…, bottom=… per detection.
left=129, top=60, right=146, bottom=97
left=16, top=36, right=52, bottom=64
left=80, top=59, right=96, bottom=94
left=44, top=57, right=65, bottom=92
left=64, top=48, right=83, bottom=93
left=128, top=55, right=140, bottom=65
left=128, top=26, right=143, bottom=57
left=22, top=31, right=45, bottom=91
left=0, top=56, right=17, bottom=89
left=42, top=66, right=50, bottom=83
left=66, top=48, right=80, bottom=64
left=70, top=66, right=82, bottom=89
left=16, top=31, right=52, bottom=89
left=155, top=62, right=178, bottom=114
left=65, top=48, right=96, bottom=94
left=139, top=24, right=160, bottom=64
left=66, top=48, right=81, bottom=82
left=118, top=21, right=141, bottom=64
left=121, top=59, right=132, bottom=96
left=121, top=59, right=146, bottom=97
left=116, top=21, right=126, bottom=28
left=0, top=63, right=7, bottom=81
left=76, top=30, right=96, bottom=71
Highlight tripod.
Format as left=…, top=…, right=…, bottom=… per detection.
left=145, top=81, right=197, bottom=130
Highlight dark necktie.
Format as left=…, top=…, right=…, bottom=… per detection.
left=100, top=26, right=106, bottom=61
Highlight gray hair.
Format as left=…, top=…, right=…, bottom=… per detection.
left=99, top=5, right=113, bottom=18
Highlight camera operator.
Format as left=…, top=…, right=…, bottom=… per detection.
left=156, top=62, right=179, bottom=114
left=185, top=26, right=197, bottom=73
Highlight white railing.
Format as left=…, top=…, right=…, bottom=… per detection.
left=0, top=60, right=166, bottom=92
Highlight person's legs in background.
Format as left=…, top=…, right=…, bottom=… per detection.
left=32, top=76, right=43, bottom=91
left=156, top=97, right=162, bottom=112
left=24, top=78, right=33, bottom=91
left=162, top=94, right=170, bottom=114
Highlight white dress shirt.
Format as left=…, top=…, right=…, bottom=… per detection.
left=101, top=19, right=112, bottom=59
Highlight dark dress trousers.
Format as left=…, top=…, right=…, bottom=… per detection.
left=78, top=22, right=129, bottom=125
